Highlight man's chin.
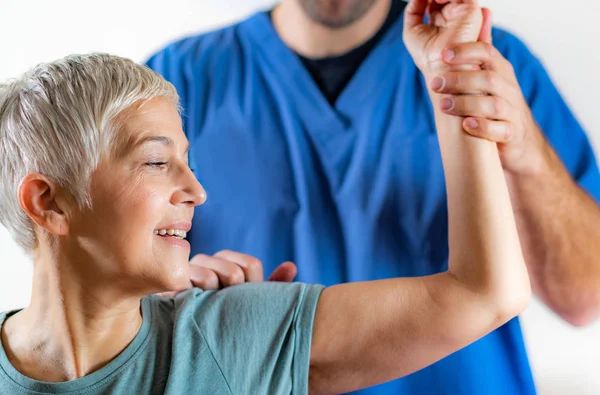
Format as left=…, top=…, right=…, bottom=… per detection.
left=299, top=0, right=378, bottom=29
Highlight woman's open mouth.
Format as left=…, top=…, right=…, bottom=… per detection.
left=153, top=228, right=188, bottom=240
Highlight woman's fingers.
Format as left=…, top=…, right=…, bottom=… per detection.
left=478, top=8, right=493, bottom=44
left=404, top=0, right=429, bottom=30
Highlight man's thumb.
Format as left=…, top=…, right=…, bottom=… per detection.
left=268, top=261, right=298, bottom=282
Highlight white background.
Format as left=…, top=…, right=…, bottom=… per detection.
left=1, top=1, right=599, bottom=393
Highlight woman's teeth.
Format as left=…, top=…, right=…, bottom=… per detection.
left=153, top=229, right=187, bottom=239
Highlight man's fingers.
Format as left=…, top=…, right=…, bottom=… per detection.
left=213, top=250, right=264, bottom=283
left=439, top=94, right=512, bottom=121
left=441, top=42, right=511, bottom=72
left=187, top=252, right=297, bottom=290
left=462, top=117, right=514, bottom=143
left=268, top=261, right=298, bottom=282
left=189, top=266, right=220, bottom=290
left=190, top=253, right=248, bottom=287
left=431, top=70, right=510, bottom=96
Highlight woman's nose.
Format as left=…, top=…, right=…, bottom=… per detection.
left=194, top=182, right=207, bottom=206
left=172, top=166, right=207, bottom=207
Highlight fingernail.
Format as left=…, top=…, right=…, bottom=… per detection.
left=431, top=76, right=445, bottom=91
left=465, top=118, right=479, bottom=129
left=442, top=49, right=455, bottom=61
left=440, top=98, right=454, bottom=111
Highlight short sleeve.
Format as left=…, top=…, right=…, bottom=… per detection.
left=492, top=28, right=600, bottom=203
left=191, top=282, right=324, bottom=395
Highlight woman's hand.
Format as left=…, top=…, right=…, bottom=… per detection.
left=403, top=0, right=486, bottom=75
left=157, top=251, right=297, bottom=297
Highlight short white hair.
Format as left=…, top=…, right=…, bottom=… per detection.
left=0, top=53, right=180, bottom=252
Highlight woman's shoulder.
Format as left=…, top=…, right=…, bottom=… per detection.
left=170, top=282, right=323, bottom=323
left=144, top=282, right=324, bottom=329
left=164, top=282, right=325, bottom=394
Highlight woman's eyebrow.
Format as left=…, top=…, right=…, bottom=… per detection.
left=135, top=136, right=174, bottom=148
left=133, top=136, right=190, bottom=154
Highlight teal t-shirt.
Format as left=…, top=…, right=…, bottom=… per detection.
left=0, top=282, right=324, bottom=394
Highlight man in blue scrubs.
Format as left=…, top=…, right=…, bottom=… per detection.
left=146, top=0, right=600, bottom=393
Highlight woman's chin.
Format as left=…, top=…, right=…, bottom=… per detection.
left=140, top=260, right=192, bottom=295
left=163, top=263, right=193, bottom=291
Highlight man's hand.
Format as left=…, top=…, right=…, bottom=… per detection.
left=430, top=39, right=550, bottom=175
left=158, top=250, right=297, bottom=297
left=428, top=9, right=549, bottom=175
left=403, top=0, right=484, bottom=75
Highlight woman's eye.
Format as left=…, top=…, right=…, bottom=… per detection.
left=146, top=161, right=168, bottom=169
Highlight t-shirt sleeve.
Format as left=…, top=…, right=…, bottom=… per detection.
left=191, top=282, right=324, bottom=395
left=493, top=28, right=600, bottom=202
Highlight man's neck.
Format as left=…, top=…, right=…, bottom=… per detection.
left=272, top=0, right=392, bottom=58
left=1, top=249, right=143, bottom=382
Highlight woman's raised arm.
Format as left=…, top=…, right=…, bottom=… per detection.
left=308, top=1, right=531, bottom=394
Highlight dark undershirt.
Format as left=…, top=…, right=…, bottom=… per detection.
left=269, top=0, right=407, bottom=105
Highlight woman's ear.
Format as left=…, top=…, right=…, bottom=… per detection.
left=18, top=174, right=70, bottom=236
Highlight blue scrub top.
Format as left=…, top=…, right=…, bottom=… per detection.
left=147, top=11, right=600, bottom=395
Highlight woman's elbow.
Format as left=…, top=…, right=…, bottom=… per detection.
left=488, top=273, right=532, bottom=323
left=462, top=261, right=533, bottom=325
left=496, top=285, right=532, bottom=321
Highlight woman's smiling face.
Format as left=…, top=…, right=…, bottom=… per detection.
left=68, top=97, right=206, bottom=294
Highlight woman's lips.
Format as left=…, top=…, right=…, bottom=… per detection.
left=155, top=233, right=191, bottom=249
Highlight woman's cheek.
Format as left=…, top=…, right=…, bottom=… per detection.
left=114, top=174, right=164, bottom=218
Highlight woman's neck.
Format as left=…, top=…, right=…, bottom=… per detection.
left=1, top=249, right=143, bottom=382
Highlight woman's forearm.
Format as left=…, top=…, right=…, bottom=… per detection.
left=429, top=87, right=530, bottom=309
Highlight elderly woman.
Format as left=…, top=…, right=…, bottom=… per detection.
left=0, top=1, right=530, bottom=394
